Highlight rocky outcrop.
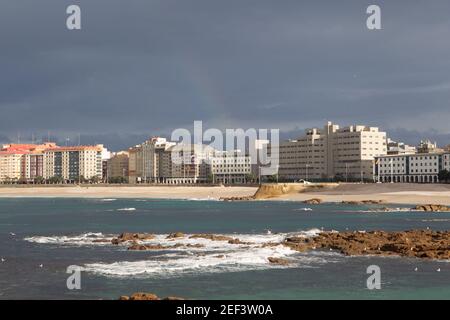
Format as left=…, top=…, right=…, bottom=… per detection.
left=414, top=204, right=450, bottom=212
left=253, top=183, right=339, bottom=200
left=166, top=232, right=185, bottom=239
left=127, top=243, right=204, bottom=250
left=284, top=230, right=450, bottom=260
left=303, top=198, right=322, bottom=205
left=267, top=257, right=291, bottom=265
left=119, top=292, right=185, bottom=300
left=92, top=239, right=111, bottom=243
left=254, top=184, right=305, bottom=200
left=220, top=196, right=255, bottom=201
left=127, top=243, right=183, bottom=250
left=342, top=200, right=385, bottom=205
left=228, top=238, right=253, bottom=245
left=111, top=233, right=155, bottom=245
left=120, top=293, right=159, bottom=300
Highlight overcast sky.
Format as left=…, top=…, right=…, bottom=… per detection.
left=1, top=0, right=450, bottom=150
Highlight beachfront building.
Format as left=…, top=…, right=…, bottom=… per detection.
left=107, top=151, right=129, bottom=182
left=278, top=122, right=387, bottom=182
left=210, top=150, right=252, bottom=184
left=0, top=143, right=56, bottom=183
left=128, top=145, right=143, bottom=184
left=22, top=153, right=44, bottom=182
left=43, top=145, right=103, bottom=182
left=163, top=144, right=215, bottom=184
left=141, top=137, right=176, bottom=183
left=376, top=153, right=448, bottom=183
left=0, top=150, right=26, bottom=183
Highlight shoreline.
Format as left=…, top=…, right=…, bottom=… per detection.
left=1, top=184, right=450, bottom=205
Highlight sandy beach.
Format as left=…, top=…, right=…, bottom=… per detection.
left=0, top=185, right=257, bottom=200
left=277, top=183, right=450, bottom=205
left=1, top=183, right=450, bottom=205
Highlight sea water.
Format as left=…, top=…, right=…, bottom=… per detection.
left=0, top=198, right=449, bottom=300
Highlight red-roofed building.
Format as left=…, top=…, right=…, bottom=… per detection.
left=0, top=143, right=105, bottom=183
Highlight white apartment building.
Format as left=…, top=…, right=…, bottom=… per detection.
left=278, top=122, right=387, bottom=181
left=210, top=150, right=252, bottom=184
left=376, top=153, right=447, bottom=183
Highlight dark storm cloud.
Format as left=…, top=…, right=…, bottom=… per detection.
left=1, top=0, right=450, bottom=150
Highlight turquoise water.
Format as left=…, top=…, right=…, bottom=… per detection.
left=0, top=198, right=449, bottom=300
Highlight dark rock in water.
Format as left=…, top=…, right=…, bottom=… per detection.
left=342, top=200, right=384, bottom=205
left=127, top=243, right=183, bottom=251
left=414, top=204, right=450, bottom=212
left=284, top=230, right=450, bottom=260
left=303, top=198, right=322, bottom=204
left=228, top=238, right=253, bottom=245
left=119, top=292, right=185, bottom=300
left=220, top=196, right=255, bottom=201
left=92, top=239, right=110, bottom=243
left=267, top=257, right=291, bottom=265
left=120, top=293, right=160, bottom=300
left=111, top=233, right=155, bottom=244
left=185, top=243, right=205, bottom=248
left=166, top=232, right=185, bottom=239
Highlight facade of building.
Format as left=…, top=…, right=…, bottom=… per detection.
left=22, top=153, right=44, bottom=181
left=43, top=145, right=103, bottom=182
left=211, top=150, right=252, bottom=184
left=141, top=137, right=176, bottom=183
left=107, top=151, right=129, bottom=180
left=278, top=122, right=387, bottom=181
left=376, top=153, right=449, bottom=183
left=0, top=151, right=25, bottom=182
left=0, top=143, right=56, bottom=183
left=163, top=144, right=214, bottom=184
left=128, top=145, right=143, bottom=184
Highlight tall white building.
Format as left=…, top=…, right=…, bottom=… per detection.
left=278, top=122, right=387, bottom=181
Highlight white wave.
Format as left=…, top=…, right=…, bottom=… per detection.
left=294, top=208, right=313, bottom=212
left=117, top=208, right=136, bottom=212
left=100, top=199, right=117, bottom=202
left=24, top=232, right=113, bottom=245
left=358, top=207, right=413, bottom=213
left=24, top=229, right=323, bottom=248
left=82, top=244, right=327, bottom=278
left=185, top=197, right=219, bottom=201
left=25, top=228, right=337, bottom=278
